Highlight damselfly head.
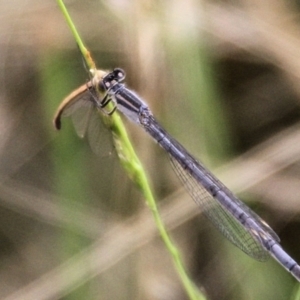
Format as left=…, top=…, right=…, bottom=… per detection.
left=102, top=68, right=126, bottom=89
left=113, top=68, right=126, bottom=81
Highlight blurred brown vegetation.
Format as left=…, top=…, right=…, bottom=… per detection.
left=1, top=0, right=300, bottom=299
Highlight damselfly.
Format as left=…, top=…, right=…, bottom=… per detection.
left=54, top=68, right=300, bottom=282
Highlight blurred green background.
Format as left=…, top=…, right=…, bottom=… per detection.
left=1, top=0, right=300, bottom=299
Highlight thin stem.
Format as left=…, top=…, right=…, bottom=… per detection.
left=109, top=113, right=205, bottom=300
left=55, top=1, right=205, bottom=299
left=56, top=0, right=96, bottom=70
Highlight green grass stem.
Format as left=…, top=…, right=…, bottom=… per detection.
left=55, top=1, right=206, bottom=299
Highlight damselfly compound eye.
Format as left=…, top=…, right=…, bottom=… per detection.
left=113, top=68, right=125, bottom=81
